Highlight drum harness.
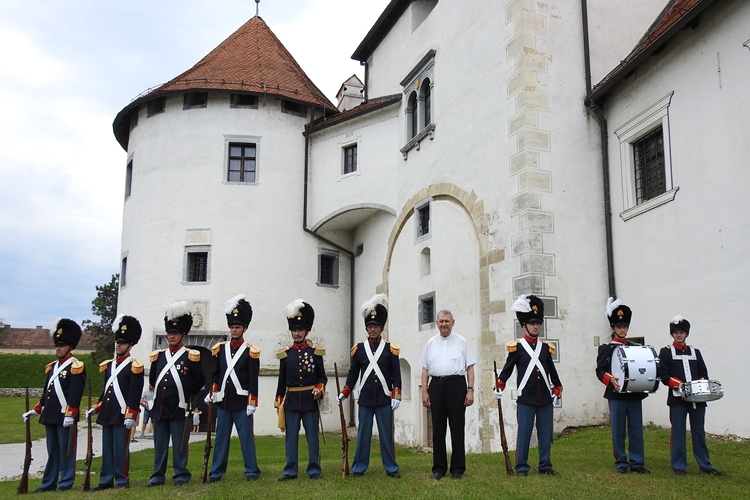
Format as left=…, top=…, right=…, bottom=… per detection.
left=517, top=339, right=553, bottom=398
left=670, top=345, right=698, bottom=409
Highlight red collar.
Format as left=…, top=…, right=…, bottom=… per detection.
left=230, top=338, right=245, bottom=348
left=672, top=341, right=689, bottom=352
left=115, top=353, right=131, bottom=363
left=612, top=337, right=628, bottom=345
left=292, top=341, right=309, bottom=351
left=368, top=338, right=382, bottom=346
left=524, top=334, right=538, bottom=344
left=57, top=352, right=73, bottom=365
left=169, top=343, right=184, bottom=354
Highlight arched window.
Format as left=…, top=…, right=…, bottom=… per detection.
left=408, top=91, right=418, bottom=139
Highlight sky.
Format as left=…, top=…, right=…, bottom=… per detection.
left=0, top=0, right=391, bottom=329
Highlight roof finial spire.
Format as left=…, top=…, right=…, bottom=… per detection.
left=255, top=0, right=260, bottom=17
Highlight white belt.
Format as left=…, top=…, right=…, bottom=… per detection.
left=47, top=357, right=75, bottom=413
left=355, top=341, right=390, bottom=397
left=517, top=339, right=553, bottom=397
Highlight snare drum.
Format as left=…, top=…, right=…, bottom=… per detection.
left=682, top=380, right=723, bottom=403
left=610, top=345, right=660, bottom=393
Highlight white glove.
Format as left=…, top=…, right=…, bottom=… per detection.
left=204, top=393, right=213, bottom=404
left=493, top=389, right=503, bottom=401
left=86, top=408, right=96, bottom=418
left=22, top=410, right=39, bottom=422
left=336, top=393, right=346, bottom=406
left=63, top=417, right=75, bottom=427
left=391, top=399, right=400, bottom=411
left=124, top=418, right=136, bottom=429
left=246, top=405, right=256, bottom=416
left=552, top=395, right=559, bottom=406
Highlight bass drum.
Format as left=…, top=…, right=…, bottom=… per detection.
left=610, top=345, right=659, bottom=393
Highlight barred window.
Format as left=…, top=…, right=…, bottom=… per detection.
left=318, top=252, right=339, bottom=287
left=343, top=144, right=357, bottom=174
left=418, top=292, right=436, bottom=328
left=228, top=144, right=257, bottom=183
left=417, top=204, right=430, bottom=237
left=187, top=252, right=208, bottom=282
left=633, top=127, right=666, bottom=204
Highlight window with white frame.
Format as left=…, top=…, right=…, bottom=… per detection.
left=418, top=291, right=435, bottom=329
left=415, top=199, right=431, bottom=242
left=224, top=135, right=261, bottom=184
left=184, top=246, right=210, bottom=283
left=400, top=50, right=436, bottom=159
left=343, top=144, right=357, bottom=174
left=614, top=92, right=678, bottom=221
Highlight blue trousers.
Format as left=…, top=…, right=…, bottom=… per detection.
left=515, top=403, right=554, bottom=473
left=283, top=409, right=321, bottom=477
left=149, top=418, right=191, bottom=485
left=608, top=399, right=645, bottom=469
left=210, top=408, right=261, bottom=480
left=669, top=405, right=714, bottom=471
left=99, top=424, right=129, bottom=487
left=352, top=404, right=398, bottom=474
left=39, top=424, right=76, bottom=490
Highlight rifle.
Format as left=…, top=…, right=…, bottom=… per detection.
left=494, top=361, right=514, bottom=475
left=333, top=363, right=349, bottom=477
left=81, top=379, right=93, bottom=491
left=201, top=390, right=213, bottom=483
left=17, top=386, right=32, bottom=494
left=181, top=399, right=192, bottom=456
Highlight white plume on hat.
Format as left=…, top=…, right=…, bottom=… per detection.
left=361, top=294, right=388, bottom=317
left=225, top=294, right=247, bottom=314
left=111, top=314, right=125, bottom=333
left=671, top=315, right=686, bottom=324
left=49, top=318, right=61, bottom=337
left=164, top=300, right=192, bottom=320
left=606, top=297, right=621, bottom=317
left=285, top=299, right=306, bottom=319
left=510, top=295, right=531, bottom=313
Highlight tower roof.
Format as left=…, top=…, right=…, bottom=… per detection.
left=113, top=16, right=338, bottom=149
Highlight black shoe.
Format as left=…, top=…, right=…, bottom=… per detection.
left=387, top=472, right=401, bottom=479
left=350, top=472, right=363, bottom=477
left=516, top=471, right=528, bottom=477
left=57, top=487, right=71, bottom=491
left=278, top=475, right=297, bottom=482
left=114, top=484, right=129, bottom=489
left=142, top=482, right=163, bottom=488
left=673, top=469, right=686, bottom=476
left=432, top=472, right=444, bottom=481
left=451, top=473, right=463, bottom=480
left=701, top=469, right=725, bottom=476
left=207, top=477, right=221, bottom=484
left=616, top=467, right=628, bottom=474
left=91, top=484, right=113, bottom=491
left=539, top=468, right=559, bottom=476
left=309, top=473, right=321, bottom=480
left=174, top=481, right=188, bottom=486
left=632, top=466, right=651, bottom=474
left=246, top=475, right=260, bottom=482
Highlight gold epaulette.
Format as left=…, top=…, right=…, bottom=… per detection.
left=313, top=345, right=326, bottom=357
left=276, top=347, right=289, bottom=360
left=542, top=340, right=556, bottom=356
left=45, top=360, right=55, bottom=373
left=70, top=359, right=84, bottom=375
left=389, top=341, right=400, bottom=356
left=248, top=344, right=260, bottom=359
left=350, top=344, right=358, bottom=356
left=506, top=340, right=518, bottom=353
left=131, top=359, right=144, bottom=374
left=150, top=350, right=162, bottom=362
left=188, top=349, right=200, bottom=362
left=99, top=359, right=111, bottom=373
left=211, top=341, right=225, bottom=356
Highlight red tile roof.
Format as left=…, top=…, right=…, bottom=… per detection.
left=0, top=326, right=96, bottom=350
left=309, top=94, right=401, bottom=133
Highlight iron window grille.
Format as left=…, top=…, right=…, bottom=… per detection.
left=633, top=127, right=666, bottom=204
left=417, top=204, right=430, bottom=237
left=187, top=252, right=208, bottom=282
left=318, top=254, right=339, bottom=286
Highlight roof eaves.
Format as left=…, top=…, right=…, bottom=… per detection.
left=308, top=94, right=401, bottom=133
left=351, top=0, right=411, bottom=62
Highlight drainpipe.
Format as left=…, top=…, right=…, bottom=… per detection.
left=361, top=61, right=369, bottom=103
left=303, top=111, right=357, bottom=425
left=581, top=0, right=616, bottom=297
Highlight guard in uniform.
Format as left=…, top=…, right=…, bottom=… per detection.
left=658, top=316, right=723, bottom=475
left=22, top=319, right=86, bottom=492
left=275, top=299, right=327, bottom=481
left=595, top=298, right=650, bottom=474
left=337, top=294, right=402, bottom=478
left=87, top=315, right=145, bottom=490
left=496, top=295, right=562, bottom=476
left=206, top=295, right=261, bottom=483
left=144, top=301, right=205, bottom=487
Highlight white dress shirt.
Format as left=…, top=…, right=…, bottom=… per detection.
left=419, top=332, right=477, bottom=377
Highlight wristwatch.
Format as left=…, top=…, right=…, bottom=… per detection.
left=467, top=386, right=474, bottom=390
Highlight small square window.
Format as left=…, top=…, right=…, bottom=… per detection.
left=633, top=127, right=666, bottom=204
left=230, top=94, right=259, bottom=108
left=125, top=160, right=133, bottom=199
left=183, top=92, right=208, bottom=109
left=147, top=97, right=166, bottom=117
left=418, top=292, right=436, bottom=328
left=282, top=100, right=307, bottom=117
left=318, top=252, right=339, bottom=287
left=187, top=252, right=208, bottom=282
left=343, top=144, right=357, bottom=174
left=228, top=143, right=256, bottom=183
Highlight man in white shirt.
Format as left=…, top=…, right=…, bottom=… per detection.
left=419, top=310, right=476, bottom=480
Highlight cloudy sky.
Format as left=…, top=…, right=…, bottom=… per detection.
left=0, top=0, right=390, bottom=329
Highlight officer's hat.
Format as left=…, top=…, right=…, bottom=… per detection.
left=361, top=294, right=388, bottom=328
left=511, top=295, right=544, bottom=325
left=225, top=294, right=253, bottom=328
left=50, top=318, right=82, bottom=348
left=112, top=315, right=142, bottom=345
left=669, top=315, right=690, bottom=336
left=164, top=300, right=193, bottom=334
left=285, top=299, right=314, bottom=331
left=606, top=297, right=632, bottom=327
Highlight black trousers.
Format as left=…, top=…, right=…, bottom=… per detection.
left=428, top=376, right=467, bottom=475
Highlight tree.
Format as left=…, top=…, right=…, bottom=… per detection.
left=83, top=274, right=119, bottom=364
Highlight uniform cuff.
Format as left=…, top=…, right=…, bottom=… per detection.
left=212, top=383, right=219, bottom=393
left=315, top=383, right=325, bottom=397
left=124, top=407, right=139, bottom=420
left=247, top=394, right=258, bottom=407
left=342, top=386, right=352, bottom=398
left=33, top=402, right=43, bottom=413
left=668, top=377, right=683, bottom=389
left=65, top=406, right=78, bottom=418
left=601, top=373, right=613, bottom=387
left=553, top=386, right=563, bottom=397
left=391, top=387, right=402, bottom=400
left=93, top=401, right=103, bottom=413
left=497, top=379, right=506, bottom=391
left=274, top=396, right=283, bottom=409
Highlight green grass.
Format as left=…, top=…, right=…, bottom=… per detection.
left=0, top=353, right=107, bottom=396
left=1, top=426, right=748, bottom=499
left=0, top=397, right=47, bottom=444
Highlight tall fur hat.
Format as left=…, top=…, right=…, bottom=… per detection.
left=225, top=294, right=253, bottom=328
left=511, top=295, right=544, bottom=325
left=50, top=318, right=82, bottom=348
left=285, top=299, right=314, bottom=331
left=164, top=300, right=193, bottom=334
left=361, top=294, right=388, bottom=328
left=669, top=315, right=690, bottom=336
left=112, top=315, right=142, bottom=345
left=606, top=297, right=632, bottom=327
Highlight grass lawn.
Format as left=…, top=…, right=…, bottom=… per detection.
left=0, top=397, right=47, bottom=444
left=1, top=425, right=748, bottom=499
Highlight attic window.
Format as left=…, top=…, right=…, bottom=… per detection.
left=281, top=100, right=307, bottom=117
left=147, top=97, right=166, bottom=117
left=230, top=94, right=259, bottom=109
left=183, top=92, right=208, bottom=110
